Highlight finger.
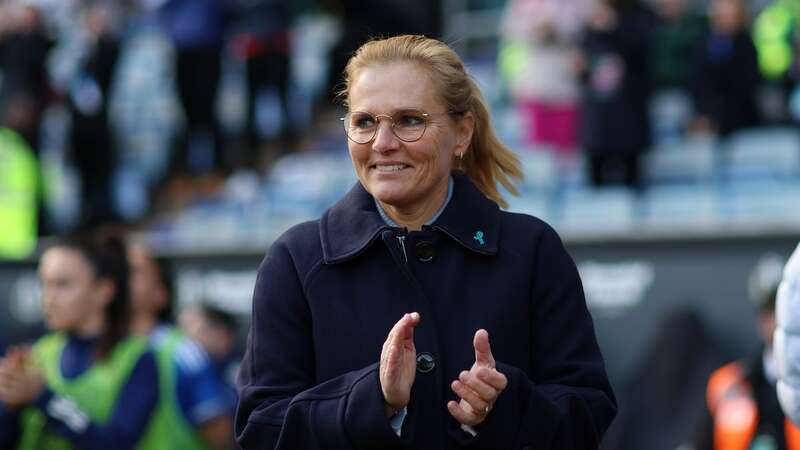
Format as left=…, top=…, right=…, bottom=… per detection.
left=473, top=329, right=495, bottom=368
left=447, top=400, right=481, bottom=427
left=451, top=379, right=490, bottom=413
left=393, top=312, right=420, bottom=350
left=459, top=370, right=498, bottom=400
left=475, top=366, right=508, bottom=392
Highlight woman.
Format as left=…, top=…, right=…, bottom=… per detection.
left=0, top=233, right=160, bottom=450
left=236, top=35, right=616, bottom=449
left=128, top=242, right=235, bottom=450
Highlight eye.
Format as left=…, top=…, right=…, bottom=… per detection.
left=351, top=113, right=376, bottom=129
left=397, top=113, right=425, bottom=127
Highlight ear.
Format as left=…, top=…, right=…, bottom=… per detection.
left=452, top=111, right=475, bottom=157
left=94, top=277, right=116, bottom=310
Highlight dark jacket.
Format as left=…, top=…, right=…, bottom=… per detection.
left=236, top=175, right=617, bottom=450
left=691, top=31, right=762, bottom=137
left=580, top=4, right=654, bottom=154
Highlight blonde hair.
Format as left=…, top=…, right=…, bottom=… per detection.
left=339, top=35, right=522, bottom=208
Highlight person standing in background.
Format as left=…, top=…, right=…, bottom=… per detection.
left=180, top=303, right=241, bottom=411
left=650, top=0, right=707, bottom=91
left=690, top=0, right=762, bottom=137
left=577, top=0, right=654, bottom=188
left=0, top=3, right=53, bottom=154
left=694, top=254, right=798, bottom=450
left=160, top=0, right=230, bottom=184
left=229, top=0, right=296, bottom=170
left=68, top=2, right=122, bottom=228
left=500, top=0, right=591, bottom=155
left=128, top=242, right=236, bottom=450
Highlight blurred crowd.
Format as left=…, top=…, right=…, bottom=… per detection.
left=500, top=0, right=799, bottom=187
left=0, top=0, right=799, bottom=259
left=0, top=0, right=442, bottom=258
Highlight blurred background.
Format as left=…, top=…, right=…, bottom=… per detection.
left=0, top=0, right=799, bottom=448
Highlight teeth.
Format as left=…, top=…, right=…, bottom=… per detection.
left=375, top=164, right=407, bottom=172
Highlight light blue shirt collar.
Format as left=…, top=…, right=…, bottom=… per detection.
left=375, top=176, right=454, bottom=228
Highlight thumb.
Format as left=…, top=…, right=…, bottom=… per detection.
left=473, top=329, right=495, bottom=368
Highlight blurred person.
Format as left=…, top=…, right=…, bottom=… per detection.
left=128, top=242, right=236, bottom=450
left=690, top=0, right=762, bottom=137
left=650, top=0, right=707, bottom=90
left=236, top=35, right=616, bottom=449
left=229, top=0, right=296, bottom=169
left=753, top=0, right=799, bottom=122
left=694, top=253, right=798, bottom=450
left=577, top=0, right=655, bottom=188
left=68, top=2, right=122, bottom=228
left=179, top=303, right=240, bottom=407
left=160, top=0, right=230, bottom=184
left=0, top=100, right=39, bottom=260
left=0, top=231, right=160, bottom=449
left=499, top=0, right=591, bottom=155
left=775, top=243, right=800, bottom=425
left=322, top=0, right=442, bottom=108
left=0, top=3, right=54, bottom=153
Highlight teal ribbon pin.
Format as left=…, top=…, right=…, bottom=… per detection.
left=473, top=230, right=485, bottom=245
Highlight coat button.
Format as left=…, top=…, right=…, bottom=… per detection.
left=416, top=352, right=436, bottom=373
left=415, top=241, right=435, bottom=262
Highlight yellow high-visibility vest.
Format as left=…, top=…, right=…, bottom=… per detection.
left=0, top=127, right=38, bottom=259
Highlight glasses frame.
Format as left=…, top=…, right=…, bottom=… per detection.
left=340, top=109, right=456, bottom=144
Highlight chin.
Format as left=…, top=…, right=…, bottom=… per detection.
left=370, top=185, right=412, bottom=207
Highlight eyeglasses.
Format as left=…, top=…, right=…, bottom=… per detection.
left=341, top=109, right=448, bottom=144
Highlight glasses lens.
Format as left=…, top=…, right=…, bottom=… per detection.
left=392, top=110, right=427, bottom=142
left=344, top=112, right=376, bottom=144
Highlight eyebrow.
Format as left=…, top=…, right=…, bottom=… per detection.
left=351, top=108, right=425, bottom=115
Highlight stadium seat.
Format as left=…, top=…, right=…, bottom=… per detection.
left=643, top=135, right=717, bottom=184
left=723, top=127, right=800, bottom=179
left=723, top=178, right=800, bottom=227
left=641, top=183, right=720, bottom=232
left=557, top=187, right=639, bottom=235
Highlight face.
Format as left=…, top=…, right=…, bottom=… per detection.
left=39, top=247, right=108, bottom=332
left=346, top=61, right=473, bottom=209
left=710, top=0, right=743, bottom=33
left=128, top=244, right=167, bottom=316
left=179, top=308, right=233, bottom=359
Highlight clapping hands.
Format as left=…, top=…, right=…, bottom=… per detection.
left=379, top=315, right=507, bottom=427
left=0, top=346, right=44, bottom=410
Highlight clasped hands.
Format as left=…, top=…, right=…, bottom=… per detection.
left=0, top=346, right=45, bottom=410
left=379, top=312, right=508, bottom=428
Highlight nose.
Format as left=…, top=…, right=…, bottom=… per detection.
left=371, top=120, right=399, bottom=153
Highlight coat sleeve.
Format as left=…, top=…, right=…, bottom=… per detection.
left=235, top=239, right=411, bottom=450
left=0, top=402, right=21, bottom=448
left=776, top=243, right=800, bottom=425
left=449, top=225, right=617, bottom=449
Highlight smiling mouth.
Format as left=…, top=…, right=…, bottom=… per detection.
left=373, top=164, right=410, bottom=172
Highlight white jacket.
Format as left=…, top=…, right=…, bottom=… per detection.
left=775, top=243, right=800, bottom=424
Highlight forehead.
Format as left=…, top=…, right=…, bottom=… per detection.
left=40, top=247, right=93, bottom=278
left=348, top=61, right=441, bottom=113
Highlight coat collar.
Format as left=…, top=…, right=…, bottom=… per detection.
left=320, top=174, right=501, bottom=264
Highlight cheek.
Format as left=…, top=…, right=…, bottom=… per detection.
left=348, top=144, right=370, bottom=166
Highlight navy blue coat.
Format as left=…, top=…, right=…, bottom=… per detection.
left=236, top=175, right=617, bottom=449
